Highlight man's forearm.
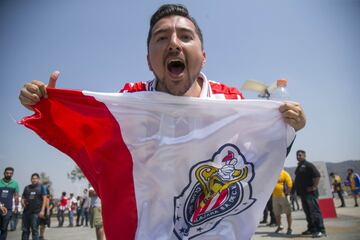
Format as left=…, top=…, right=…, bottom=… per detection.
left=313, top=177, right=320, bottom=189
left=41, top=196, right=47, bottom=212
left=14, top=193, right=19, bottom=206
left=21, top=198, right=25, bottom=208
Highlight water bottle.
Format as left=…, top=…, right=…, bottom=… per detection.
left=270, top=79, right=289, bottom=101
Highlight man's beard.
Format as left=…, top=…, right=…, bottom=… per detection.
left=154, top=70, right=199, bottom=96
left=4, top=176, right=11, bottom=181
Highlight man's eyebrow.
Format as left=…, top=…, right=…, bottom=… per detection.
left=152, top=27, right=171, bottom=36
left=178, top=27, right=195, bottom=35
left=152, top=26, right=195, bottom=36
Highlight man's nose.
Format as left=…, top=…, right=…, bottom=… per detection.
left=168, top=34, right=181, bottom=52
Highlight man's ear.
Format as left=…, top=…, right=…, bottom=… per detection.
left=147, top=54, right=153, bottom=71
left=201, top=51, right=207, bottom=67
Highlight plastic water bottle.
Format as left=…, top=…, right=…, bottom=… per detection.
left=270, top=79, right=289, bottom=101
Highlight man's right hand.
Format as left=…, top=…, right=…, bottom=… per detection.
left=19, top=70, right=60, bottom=110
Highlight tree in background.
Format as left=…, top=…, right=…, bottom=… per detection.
left=67, top=166, right=90, bottom=188
left=67, top=166, right=86, bottom=182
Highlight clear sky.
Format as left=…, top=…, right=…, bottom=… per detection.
left=1, top=0, right=359, bottom=197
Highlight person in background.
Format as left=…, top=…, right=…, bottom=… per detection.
left=75, top=196, right=82, bottom=226
left=89, top=187, right=104, bottom=240
left=67, top=193, right=77, bottom=227
left=346, top=168, right=360, bottom=207
left=289, top=179, right=300, bottom=211
left=9, top=197, right=22, bottom=231
left=80, top=189, right=90, bottom=227
left=330, top=172, right=345, bottom=208
left=259, top=196, right=276, bottom=227
left=272, top=169, right=293, bottom=235
left=21, top=173, right=47, bottom=240
left=294, top=150, right=326, bottom=238
left=0, top=167, right=20, bottom=240
left=57, top=192, right=67, bottom=227
left=39, top=188, right=52, bottom=240
left=46, top=195, right=55, bottom=228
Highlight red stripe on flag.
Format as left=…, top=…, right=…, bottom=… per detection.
left=212, top=189, right=228, bottom=209
left=20, top=88, right=137, bottom=240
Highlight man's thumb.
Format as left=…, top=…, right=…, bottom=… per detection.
left=48, top=70, right=60, bottom=88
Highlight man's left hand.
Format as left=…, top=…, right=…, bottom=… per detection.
left=39, top=210, right=45, bottom=219
left=279, top=101, right=306, bottom=132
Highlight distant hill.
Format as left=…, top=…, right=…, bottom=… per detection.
left=285, top=160, right=360, bottom=181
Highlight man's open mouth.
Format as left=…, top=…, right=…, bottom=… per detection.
left=167, top=60, right=185, bottom=76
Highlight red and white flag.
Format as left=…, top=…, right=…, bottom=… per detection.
left=21, top=88, right=294, bottom=240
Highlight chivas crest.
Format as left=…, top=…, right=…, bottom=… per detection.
left=173, top=143, right=256, bottom=239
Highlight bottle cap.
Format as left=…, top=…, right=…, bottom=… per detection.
left=277, top=79, right=287, bottom=87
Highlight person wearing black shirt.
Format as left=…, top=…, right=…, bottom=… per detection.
left=294, top=150, right=326, bottom=238
left=0, top=167, right=20, bottom=240
left=21, top=173, right=47, bottom=240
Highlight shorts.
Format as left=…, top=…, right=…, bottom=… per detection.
left=351, top=189, right=359, bottom=195
left=90, top=207, right=103, bottom=228
left=39, top=212, right=49, bottom=226
left=272, top=196, right=291, bottom=215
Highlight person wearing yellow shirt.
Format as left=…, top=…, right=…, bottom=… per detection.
left=272, top=169, right=293, bottom=235
left=329, top=172, right=345, bottom=207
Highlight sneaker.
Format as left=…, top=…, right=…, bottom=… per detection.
left=302, top=229, right=313, bottom=235
left=286, top=229, right=292, bottom=235
left=259, top=220, right=267, bottom=224
left=312, top=232, right=325, bottom=238
left=355, top=204, right=359, bottom=207
left=274, top=226, right=284, bottom=233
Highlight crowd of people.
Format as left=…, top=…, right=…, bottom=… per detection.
left=258, top=150, right=360, bottom=238
left=0, top=167, right=104, bottom=240
left=330, top=169, right=360, bottom=208
left=1, top=152, right=359, bottom=239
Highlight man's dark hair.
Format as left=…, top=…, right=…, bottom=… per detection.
left=296, top=150, right=306, bottom=156
left=147, top=4, right=204, bottom=51
left=348, top=168, right=354, bottom=173
left=62, top=191, right=66, bottom=196
left=329, top=172, right=334, bottom=176
left=4, top=167, right=14, bottom=173
left=31, top=173, right=40, bottom=179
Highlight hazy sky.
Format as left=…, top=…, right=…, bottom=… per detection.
left=1, top=0, right=359, bottom=197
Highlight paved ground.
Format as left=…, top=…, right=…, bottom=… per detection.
left=7, top=198, right=360, bottom=239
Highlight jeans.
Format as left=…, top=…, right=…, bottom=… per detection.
left=9, top=211, right=19, bottom=230
left=21, top=211, right=40, bottom=240
left=336, top=190, right=346, bottom=207
left=76, top=207, right=82, bottom=226
left=47, top=209, right=52, bottom=228
left=290, top=194, right=300, bottom=211
left=300, top=193, right=326, bottom=233
left=81, top=208, right=89, bottom=226
left=57, top=209, right=65, bottom=227
left=0, top=210, right=12, bottom=240
left=68, top=210, right=74, bottom=226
